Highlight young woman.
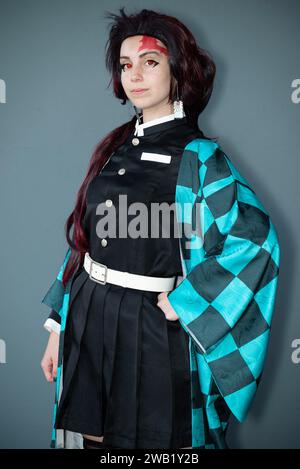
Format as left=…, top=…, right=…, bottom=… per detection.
left=40, top=8, right=280, bottom=450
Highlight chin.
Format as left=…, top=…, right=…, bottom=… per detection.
left=134, top=97, right=157, bottom=108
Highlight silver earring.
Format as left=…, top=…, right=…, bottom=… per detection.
left=173, top=82, right=185, bottom=119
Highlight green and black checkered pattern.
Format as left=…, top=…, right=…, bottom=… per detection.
left=41, top=138, right=280, bottom=449
left=167, top=138, right=280, bottom=448
left=42, top=247, right=74, bottom=449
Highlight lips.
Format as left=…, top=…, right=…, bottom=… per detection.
left=131, top=89, right=149, bottom=93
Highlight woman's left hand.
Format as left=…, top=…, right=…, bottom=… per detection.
left=157, top=291, right=180, bottom=321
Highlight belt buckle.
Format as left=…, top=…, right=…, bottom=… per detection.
left=89, top=260, right=108, bottom=285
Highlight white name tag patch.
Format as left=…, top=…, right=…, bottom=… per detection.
left=140, top=152, right=172, bottom=164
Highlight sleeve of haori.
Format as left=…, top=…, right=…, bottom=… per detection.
left=41, top=247, right=72, bottom=333
left=43, top=309, right=61, bottom=334
left=167, top=140, right=281, bottom=357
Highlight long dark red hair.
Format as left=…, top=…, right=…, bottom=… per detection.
left=62, top=6, right=216, bottom=287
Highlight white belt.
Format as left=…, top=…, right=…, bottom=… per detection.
left=83, top=252, right=176, bottom=292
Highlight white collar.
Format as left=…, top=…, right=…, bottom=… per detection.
left=134, top=112, right=176, bottom=136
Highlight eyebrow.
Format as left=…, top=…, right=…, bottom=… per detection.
left=119, top=51, right=161, bottom=60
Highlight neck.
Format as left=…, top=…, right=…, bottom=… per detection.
left=141, top=103, right=173, bottom=124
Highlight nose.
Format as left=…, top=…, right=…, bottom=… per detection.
left=130, top=63, right=143, bottom=81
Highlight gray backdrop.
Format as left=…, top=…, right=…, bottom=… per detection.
left=0, top=0, right=299, bottom=449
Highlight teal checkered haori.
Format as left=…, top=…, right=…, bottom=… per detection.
left=41, top=138, right=280, bottom=449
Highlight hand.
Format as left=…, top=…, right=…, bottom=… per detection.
left=157, top=291, right=180, bottom=321
left=40, top=330, right=60, bottom=382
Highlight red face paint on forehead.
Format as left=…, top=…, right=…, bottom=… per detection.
left=137, top=35, right=168, bottom=56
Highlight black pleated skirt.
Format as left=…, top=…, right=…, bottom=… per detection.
left=54, top=268, right=192, bottom=449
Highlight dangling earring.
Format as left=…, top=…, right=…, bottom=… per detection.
left=133, top=104, right=143, bottom=124
left=173, top=82, right=185, bottom=119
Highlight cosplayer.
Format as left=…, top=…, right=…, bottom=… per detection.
left=40, top=7, right=280, bottom=449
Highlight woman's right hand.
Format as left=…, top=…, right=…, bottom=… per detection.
left=41, top=331, right=60, bottom=382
